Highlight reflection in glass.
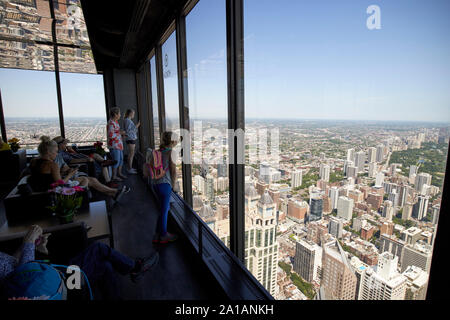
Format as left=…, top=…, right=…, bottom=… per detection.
left=186, top=0, right=229, bottom=247
left=150, top=56, right=160, bottom=148
left=162, top=31, right=183, bottom=196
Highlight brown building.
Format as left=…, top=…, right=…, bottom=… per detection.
left=287, top=200, right=308, bottom=222
left=361, top=225, right=375, bottom=241
left=256, top=180, right=268, bottom=196
left=268, top=189, right=281, bottom=210
left=322, top=195, right=332, bottom=214
left=348, top=189, right=364, bottom=204
left=367, top=193, right=383, bottom=210
left=361, top=252, right=378, bottom=266
left=307, top=222, right=329, bottom=245
left=321, top=244, right=357, bottom=300
left=359, top=186, right=372, bottom=200
left=380, top=222, right=394, bottom=236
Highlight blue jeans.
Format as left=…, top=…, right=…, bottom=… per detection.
left=69, top=242, right=135, bottom=300
left=154, top=183, right=172, bottom=236
left=110, top=148, right=123, bottom=168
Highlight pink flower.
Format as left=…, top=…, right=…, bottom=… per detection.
left=61, top=187, right=76, bottom=196
left=73, top=186, right=84, bottom=192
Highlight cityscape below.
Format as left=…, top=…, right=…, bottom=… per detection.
left=4, top=117, right=450, bottom=300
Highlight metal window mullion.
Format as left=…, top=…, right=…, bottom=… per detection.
left=145, top=60, right=155, bottom=150
left=155, top=45, right=166, bottom=137
left=176, top=14, right=193, bottom=207
left=0, top=89, right=7, bottom=142
left=49, top=0, right=65, bottom=138
left=226, top=0, right=245, bottom=263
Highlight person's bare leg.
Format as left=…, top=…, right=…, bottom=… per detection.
left=75, top=177, right=88, bottom=187
left=118, top=165, right=127, bottom=179
left=86, top=177, right=117, bottom=197
left=93, top=153, right=104, bottom=162
left=112, top=167, right=119, bottom=180
left=102, top=167, right=111, bottom=183
left=127, top=144, right=135, bottom=170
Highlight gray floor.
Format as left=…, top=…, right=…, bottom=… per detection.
left=106, top=174, right=224, bottom=300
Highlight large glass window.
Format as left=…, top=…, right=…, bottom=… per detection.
left=0, top=69, right=60, bottom=149
left=150, top=56, right=160, bottom=148
left=162, top=31, right=183, bottom=195
left=244, top=0, right=450, bottom=300
left=185, top=0, right=229, bottom=246
left=60, top=72, right=107, bottom=146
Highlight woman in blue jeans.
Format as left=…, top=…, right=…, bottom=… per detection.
left=144, top=131, right=178, bottom=243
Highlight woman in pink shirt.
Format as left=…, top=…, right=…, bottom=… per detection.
left=107, top=107, right=127, bottom=181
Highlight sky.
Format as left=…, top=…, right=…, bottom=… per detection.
left=1, top=0, right=450, bottom=123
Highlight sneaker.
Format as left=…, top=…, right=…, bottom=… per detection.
left=159, top=232, right=178, bottom=244
left=128, top=168, right=138, bottom=174
left=152, top=233, right=160, bottom=244
left=130, top=252, right=159, bottom=283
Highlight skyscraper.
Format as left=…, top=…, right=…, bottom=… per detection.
left=401, top=241, right=433, bottom=273
left=367, top=147, right=376, bottom=163
left=337, top=196, right=354, bottom=221
left=376, top=145, right=384, bottom=163
left=346, top=166, right=358, bottom=179
left=321, top=243, right=357, bottom=300
left=319, top=164, right=330, bottom=182
left=205, top=174, right=215, bottom=202
left=375, top=172, right=385, bottom=188
left=414, top=173, right=432, bottom=193
left=329, top=186, right=339, bottom=210
left=291, top=169, right=303, bottom=189
left=293, top=238, right=322, bottom=283
left=355, top=151, right=366, bottom=173
left=368, top=162, right=377, bottom=178
left=382, top=200, right=394, bottom=221
left=328, top=216, right=344, bottom=239
left=347, top=148, right=355, bottom=162
left=412, top=195, right=429, bottom=221
left=309, top=191, right=323, bottom=222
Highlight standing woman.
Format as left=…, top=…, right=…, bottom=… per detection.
left=107, top=107, right=127, bottom=181
left=143, top=131, right=178, bottom=243
left=123, top=108, right=140, bottom=174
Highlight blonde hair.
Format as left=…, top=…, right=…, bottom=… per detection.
left=38, top=136, right=57, bottom=156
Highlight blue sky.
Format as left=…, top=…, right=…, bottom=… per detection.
left=1, top=0, right=449, bottom=123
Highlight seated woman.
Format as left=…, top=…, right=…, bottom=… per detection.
left=29, top=136, right=130, bottom=202
left=1, top=225, right=159, bottom=300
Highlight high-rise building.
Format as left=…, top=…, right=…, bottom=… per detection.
left=359, top=252, right=407, bottom=300
left=346, top=166, right=358, bottom=179
left=291, top=169, right=303, bottom=189
left=355, top=151, right=366, bottom=173
left=368, top=162, right=377, bottom=178
left=329, top=187, right=339, bottom=210
left=414, top=173, right=432, bottom=192
left=367, top=193, right=383, bottom=210
left=401, top=241, right=433, bottom=273
left=398, top=185, right=410, bottom=207
left=321, top=243, right=357, bottom=300
left=309, top=191, right=323, bottom=222
left=344, top=160, right=354, bottom=175
left=388, top=190, right=399, bottom=208
left=431, top=204, right=440, bottom=225
left=293, top=238, right=322, bottom=283
left=337, top=196, right=354, bottom=221
left=217, top=163, right=227, bottom=178
left=409, top=165, right=418, bottom=181
left=259, top=163, right=271, bottom=184
left=347, top=148, right=355, bottom=162
left=367, top=147, right=376, bottom=163
left=380, top=233, right=405, bottom=262
left=402, top=203, right=413, bottom=220
left=328, top=216, right=344, bottom=239
left=350, top=257, right=369, bottom=300
left=375, top=172, right=384, bottom=188
left=412, top=195, right=429, bottom=221
left=376, top=145, right=384, bottom=163
left=205, top=174, right=215, bottom=202
left=319, top=164, right=330, bottom=182
left=382, top=200, right=394, bottom=221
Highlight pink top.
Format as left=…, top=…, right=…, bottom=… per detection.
left=107, top=119, right=123, bottom=150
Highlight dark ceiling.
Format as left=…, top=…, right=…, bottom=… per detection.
left=80, top=0, right=190, bottom=73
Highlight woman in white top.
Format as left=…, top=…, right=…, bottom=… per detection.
left=123, top=109, right=140, bottom=174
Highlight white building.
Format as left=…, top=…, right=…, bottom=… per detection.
left=368, top=147, right=376, bottom=163
left=293, top=238, right=322, bottom=283
left=291, top=169, right=303, bottom=188
left=329, top=186, right=339, bottom=210
left=359, top=252, right=407, bottom=300
left=375, top=172, right=385, bottom=188
left=337, top=196, right=354, bottom=221
left=319, top=164, right=330, bottom=182
left=414, top=173, right=432, bottom=193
